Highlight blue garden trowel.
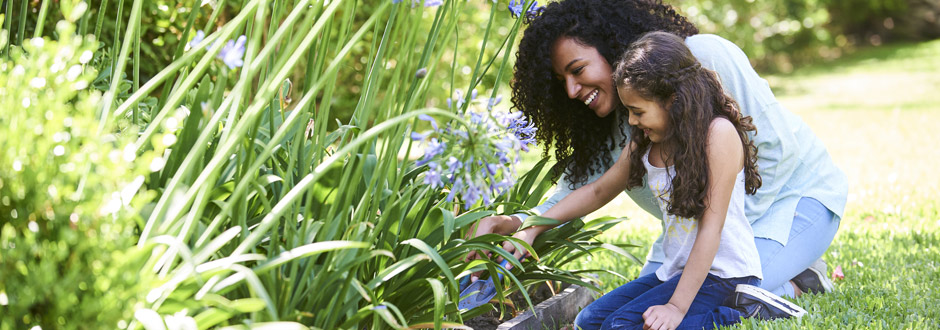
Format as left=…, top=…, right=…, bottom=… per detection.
left=457, top=259, right=513, bottom=310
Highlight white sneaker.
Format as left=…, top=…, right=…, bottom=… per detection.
left=732, top=284, right=807, bottom=320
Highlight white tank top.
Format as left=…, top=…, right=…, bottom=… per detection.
left=643, top=148, right=763, bottom=281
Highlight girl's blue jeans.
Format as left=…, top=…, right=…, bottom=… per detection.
left=640, top=197, right=840, bottom=298
left=573, top=273, right=759, bottom=330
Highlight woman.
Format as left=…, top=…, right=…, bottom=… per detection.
left=467, top=0, right=847, bottom=301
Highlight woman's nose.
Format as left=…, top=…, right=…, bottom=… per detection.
left=565, top=77, right=580, bottom=99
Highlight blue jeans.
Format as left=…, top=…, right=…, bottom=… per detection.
left=574, top=273, right=759, bottom=330
left=640, top=197, right=840, bottom=298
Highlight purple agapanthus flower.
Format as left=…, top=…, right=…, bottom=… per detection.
left=447, top=89, right=466, bottom=109
left=487, top=95, right=503, bottom=110
left=496, top=151, right=511, bottom=164
left=469, top=112, right=484, bottom=125
left=189, top=30, right=206, bottom=50
left=218, top=35, right=247, bottom=69
left=418, top=114, right=439, bottom=131
left=508, top=0, right=542, bottom=18
left=492, top=178, right=514, bottom=195
left=503, top=111, right=537, bottom=151
left=411, top=131, right=429, bottom=141
left=408, top=97, right=534, bottom=208
left=486, top=163, right=499, bottom=176
left=446, top=156, right=462, bottom=175
left=424, top=162, right=444, bottom=188
left=463, top=182, right=483, bottom=209
left=415, top=67, right=428, bottom=78
left=416, top=138, right=446, bottom=166
left=427, top=138, right=445, bottom=156
left=446, top=177, right=464, bottom=202
left=424, top=0, right=443, bottom=7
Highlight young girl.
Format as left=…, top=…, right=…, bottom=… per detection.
left=526, top=32, right=805, bottom=330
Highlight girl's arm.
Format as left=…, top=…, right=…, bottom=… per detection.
left=644, top=119, right=745, bottom=328
left=501, top=142, right=635, bottom=260
left=669, top=119, right=743, bottom=311
left=539, top=142, right=635, bottom=224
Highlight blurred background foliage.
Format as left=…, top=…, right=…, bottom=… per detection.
left=3, top=0, right=937, bottom=84
left=2, top=0, right=521, bottom=125
left=0, top=14, right=159, bottom=327
left=673, top=0, right=940, bottom=71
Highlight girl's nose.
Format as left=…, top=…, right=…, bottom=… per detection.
left=565, top=77, right=580, bottom=99
left=628, top=112, right=638, bottom=126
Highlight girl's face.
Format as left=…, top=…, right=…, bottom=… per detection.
left=550, top=37, right=618, bottom=118
left=618, top=86, right=671, bottom=143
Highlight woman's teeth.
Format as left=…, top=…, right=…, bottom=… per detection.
left=584, top=90, right=598, bottom=106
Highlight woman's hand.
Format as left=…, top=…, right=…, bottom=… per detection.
left=642, top=303, right=685, bottom=330
left=464, top=215, right=522, bottom=262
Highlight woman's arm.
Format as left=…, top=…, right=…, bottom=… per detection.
left=643, top=119, right=744, bottom=329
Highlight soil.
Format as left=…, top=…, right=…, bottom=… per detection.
left=463, top=281, right=571, bottom=330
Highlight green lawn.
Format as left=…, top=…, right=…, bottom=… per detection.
left=557, top=40, right=940, bottom=329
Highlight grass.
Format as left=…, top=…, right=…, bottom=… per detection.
left=554, top=39, right=940, bottom=329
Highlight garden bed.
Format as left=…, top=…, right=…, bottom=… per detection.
left=464, top=282, right=599, bottom=330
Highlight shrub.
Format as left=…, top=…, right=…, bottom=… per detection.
left=671, top=0, right=935, bottom=72
left=0, top=8, right=157, bottom=329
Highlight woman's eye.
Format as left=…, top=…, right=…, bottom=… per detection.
left=572, top=66, right=584, bottom=74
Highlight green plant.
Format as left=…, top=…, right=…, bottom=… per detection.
left=2, top=0, right=640, bottom=329
left=0, top=5, right=157, bottom=328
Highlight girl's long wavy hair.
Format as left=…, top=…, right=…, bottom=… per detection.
left=613, top=32, right=762, bottom=219
left=512, top=0, right=699, bottom=188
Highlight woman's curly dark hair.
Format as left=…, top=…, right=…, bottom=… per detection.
left=613, top=31, right=762, bottom=219
left=512, top=0, right=698, bottom=188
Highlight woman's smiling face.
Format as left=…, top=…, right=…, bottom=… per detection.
left=550, top=37, right=618, bottom=118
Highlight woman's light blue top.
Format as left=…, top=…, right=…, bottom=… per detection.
left=516, top=34, right=848, bottom=263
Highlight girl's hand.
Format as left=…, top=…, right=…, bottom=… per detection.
left=642, top=303, right=685, bottom=330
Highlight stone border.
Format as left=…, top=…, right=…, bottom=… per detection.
left=496, top=284, right=599, bottom=330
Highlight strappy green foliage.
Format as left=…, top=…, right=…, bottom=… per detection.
left=1, top=1, right=638, bottom=329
